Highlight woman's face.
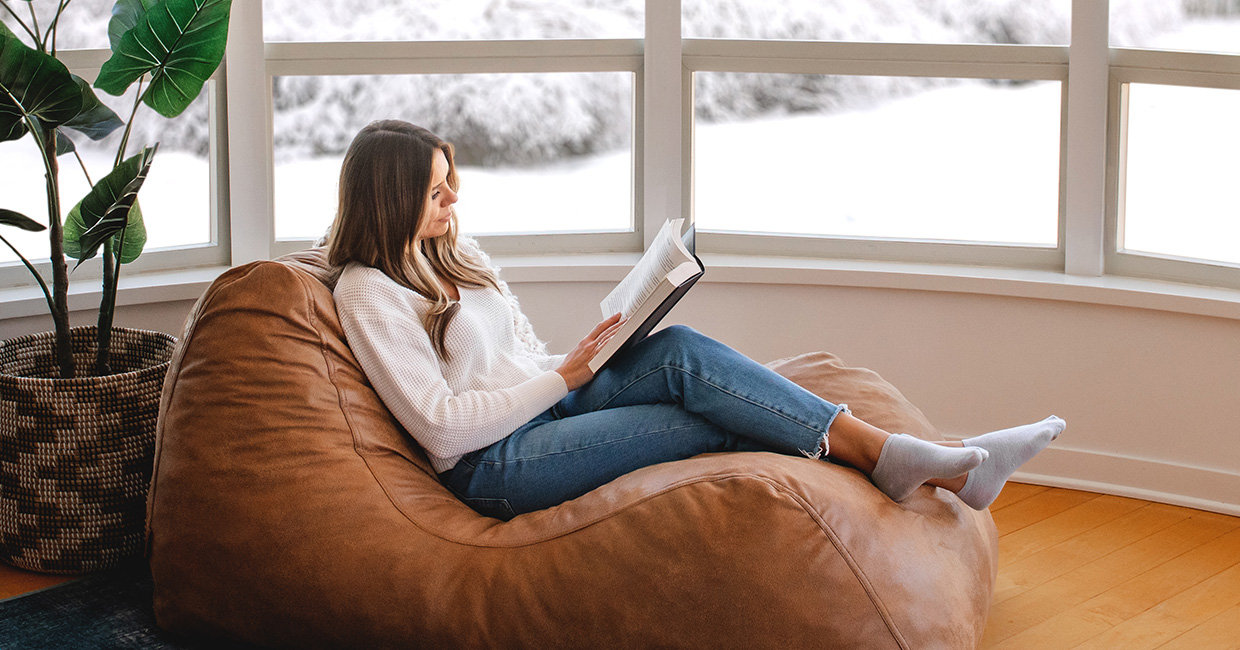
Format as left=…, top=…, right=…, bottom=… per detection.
left=416, top=148, right=458, bottom=241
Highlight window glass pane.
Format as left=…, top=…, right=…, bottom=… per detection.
left=263, top=0, right=642, bottom=42
left=272, top=73, right=633, bottom=241
left=1112, top=1, right=1240, bottom=54
left=1, top=0, right=111, bottom=50
left=694, top=74, right=1061, bottom=246
left=682, top=0, right=1069, bottom=44
left=1122, top=83, right=1240, bottom=266
left=1, top=85, right=213, bottom=266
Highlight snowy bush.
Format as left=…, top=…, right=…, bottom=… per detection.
left=1111, top=0, right=1187, bottom=46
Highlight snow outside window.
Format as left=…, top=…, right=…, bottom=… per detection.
left=681, top=0, right=1072, bottom=44
left=693, top=74, right=1062, bottom=247
left=271, top=72, right=634, bottom=241
left=262, top=0, right=643, bottom=42
left=1122, top=83, right=1240, bottom=266
left=3, top=0, right=112, bottom=49
left=1112, top=1, right=1240, bottom=54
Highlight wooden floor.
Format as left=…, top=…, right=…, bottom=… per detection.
left=1, top=483, right=1238, bottom=647
left=982, top=483, right=1240, bottom=649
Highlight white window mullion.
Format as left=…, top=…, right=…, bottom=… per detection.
left=643, top=0, right=682, bottom=248
left=225, top=1, right=273, bottom=264
left=1065, top=0, right=1109, bottom=276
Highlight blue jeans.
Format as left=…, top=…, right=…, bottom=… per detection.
left=440, top=325, right=848, bottom=520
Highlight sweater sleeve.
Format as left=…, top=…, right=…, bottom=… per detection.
left=334, top=267, right=568, bottom=463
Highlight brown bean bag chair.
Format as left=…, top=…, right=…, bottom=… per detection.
left=146, top=250, right=998, bottom=648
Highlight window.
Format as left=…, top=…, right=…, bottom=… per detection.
left=0, top=47, right=224, bottom=287
left=694, top=74, right=1061, bottom=247
left=9, top=0, right=1240, bottom=304
left=1107, top=2, right=1240, bottom=285
left=1120, top=83, right=1240, bottom=267
left=272, top=72, right=634, bottom=242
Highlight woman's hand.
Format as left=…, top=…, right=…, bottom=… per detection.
left=555, top=313, right=625, bottom=391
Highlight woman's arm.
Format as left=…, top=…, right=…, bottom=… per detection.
left=335, top=267, right=568, bottom=462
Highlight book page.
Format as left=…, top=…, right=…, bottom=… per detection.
left=600, top=219, right=692, bottom=318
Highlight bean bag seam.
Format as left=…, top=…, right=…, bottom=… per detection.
left=761, top=475, right=910, bottom=649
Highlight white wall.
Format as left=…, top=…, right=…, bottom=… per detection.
left=0, top=300, right=197, bottom=343
left=5, top=279, right=1237, bottom=514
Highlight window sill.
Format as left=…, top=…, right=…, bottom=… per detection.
left=0, top=265, right=231, bottom=321
left=3, top=254, right=1240, bottom=323
left=491, top=252, right=1240, bottom=322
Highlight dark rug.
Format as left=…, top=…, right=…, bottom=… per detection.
left=0, top=561, right=222, bottom=649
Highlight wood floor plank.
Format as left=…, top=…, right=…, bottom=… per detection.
left=1074, top=560, right=1240, bottom=649
left=991, top=487, right=1100, bottom=537
left=990, top=482, right=1049, bottom=512
left=981, top=512, right=1240, bottom=646
left=0, top=562, right=75, bottom=600
left=992, top=502, right=1191, bottom=604
left=997, top=493, right=1147, bottom=566
left=1158, top=602, right=1240, bottom=650
left=990, top=522, right=1240, bottom=648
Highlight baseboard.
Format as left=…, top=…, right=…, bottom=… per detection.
left=941, top=439, right=1240, bottom=517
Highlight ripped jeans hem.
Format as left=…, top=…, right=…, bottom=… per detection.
left=799, top=403, right=849, bottom=460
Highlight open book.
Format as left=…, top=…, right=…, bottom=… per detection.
left=589, top=218, right=705, bottom=372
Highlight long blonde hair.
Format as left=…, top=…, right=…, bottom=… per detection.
left=326, top=120, right=499, bottom=360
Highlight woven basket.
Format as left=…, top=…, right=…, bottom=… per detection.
left=0, top=326, right=177, bottom=574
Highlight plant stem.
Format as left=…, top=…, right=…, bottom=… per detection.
left=71, top=147, right=94, bottom=186
left=46, top=0, right=72, bottom=56
left=96, top=238, right=117, bottom=375
left=24, top=0, right=40, bottom=49
left=0, top=233, right=54, bottom=315
left=0, top=1, right=39, bottom=46
left=41, top=128, right=74, bottom=378
left=95, top=78, right=147, bottom=374
left=114, top=77, right=145, bottom=168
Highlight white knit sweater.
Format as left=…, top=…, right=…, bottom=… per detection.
left=333, top=240, right=568, bottom=473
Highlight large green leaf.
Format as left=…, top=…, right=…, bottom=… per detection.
left=65, top=199, right=147, bottom=263
left=54, top=75, right=125, bottom=156
left=63, top=145, right=157, bottom=266
left=94, top=0, right=232, bottom=118
left=0, top=208, right=46, bottom=232
left=54, top=127, right=76, bottom=155
left=0, top=29, right=83, bottom=142
left=62, top=74, right=123, bottom=141
left=108, top=0, right=161, bottom=51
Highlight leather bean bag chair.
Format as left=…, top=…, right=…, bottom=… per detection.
left=147, top=249, right=998, bottom=648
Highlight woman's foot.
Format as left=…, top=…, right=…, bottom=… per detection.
left=871, top=434, right=989, bottom=502
left=956, top=416, right=1066, bottom=510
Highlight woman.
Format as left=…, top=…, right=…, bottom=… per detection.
left=328, top=119, right=1065, bottom=521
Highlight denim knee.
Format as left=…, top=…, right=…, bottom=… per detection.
left=646, top=325, right=710, bottom=362
left=651, top=324, right=706, bottom=348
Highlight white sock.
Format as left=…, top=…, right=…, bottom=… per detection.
left=871, top=434, right=989, bottom=502
left=957, top=416, right=1066, bottom=510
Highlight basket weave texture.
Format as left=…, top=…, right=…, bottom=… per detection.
left=0, top=326, right=177, bottom=574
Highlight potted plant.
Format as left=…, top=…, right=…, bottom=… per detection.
left=0, top=0, right=232, bottom=573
